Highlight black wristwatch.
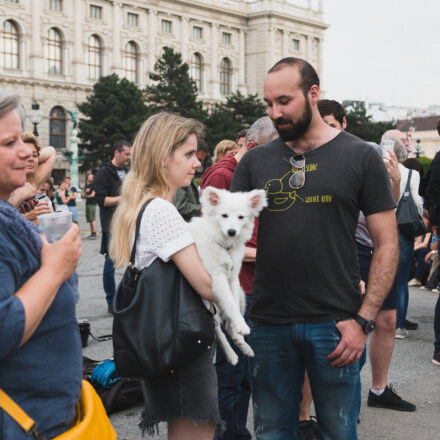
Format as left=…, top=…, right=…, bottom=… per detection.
left=354, top=315, right=376, bottom=334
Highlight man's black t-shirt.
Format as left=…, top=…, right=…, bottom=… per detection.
left=84, top=183, right=96, bottom=206
left=230, top=131, right=395, bottom=324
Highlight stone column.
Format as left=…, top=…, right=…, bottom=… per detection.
left=72, top=0, right=83, bottom=81
left=267, top=27, right=275, bottom=70
left=283, top=29, right=289, bottom=58
left=112, top=1, right=121, bottom=74
left=148, top=9, right=157, bottom=74
left=181, top=17, right=189, bottom=61
left=31, top=0, right=43, bottom=76
left=238, top=29, right=246, bottom=93
left=319, top=0, right=323, bottom=12
left=306, top=35, right=312, bottom=61
left=210, top=23, right=219, bottom=99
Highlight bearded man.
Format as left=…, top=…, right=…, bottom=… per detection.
left=230, top=58, right=399, bottom=440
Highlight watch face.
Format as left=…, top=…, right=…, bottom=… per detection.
left=366, top=321, right=376, bottom=333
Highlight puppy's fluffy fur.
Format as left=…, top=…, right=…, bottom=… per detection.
left=188, top=186, right=267, bottom=364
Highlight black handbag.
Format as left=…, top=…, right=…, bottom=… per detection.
left=112, top=198, right=215, bottom=379
left=396, top=170, right=426, bottom=238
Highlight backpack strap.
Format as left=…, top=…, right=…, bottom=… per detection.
left=0, top=389, right=41, bottom=438
left=129, top=198, right=155, bottom=267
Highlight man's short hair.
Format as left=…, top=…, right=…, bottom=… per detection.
left=268, top=57, right=320, bottom=96
left=317, top=100, right=346, bottom=126
left=197, top=138, right=209, bottom=153
left=113, top=139, right=131, bottom=154
left=64, top=176, right=71, bottom=181
left=236, top=130, right=247, bottom=142
left=245, top=116, right=278, bottom=147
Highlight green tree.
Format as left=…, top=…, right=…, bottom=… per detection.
left=345, top=101, right=395, bottom=144
left=78, top=74, right=148, bottom=171
left=145, top=47, right=206, bottom=121
left=204, top=91, right=266, bottom=148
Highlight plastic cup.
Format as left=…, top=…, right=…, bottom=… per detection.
left=39, top=211, right=72, bottom=243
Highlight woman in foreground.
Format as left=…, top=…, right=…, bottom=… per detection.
left=0, top=92, right=82, bottom=439
left=110, top=112, right=222, bottom=440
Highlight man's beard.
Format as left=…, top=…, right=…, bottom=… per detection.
left=274, top=97, right=312, bottom=142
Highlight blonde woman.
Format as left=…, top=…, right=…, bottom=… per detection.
left=212, top=139, right=238, bottom=163
left=110, top=113, right=223, bottom=440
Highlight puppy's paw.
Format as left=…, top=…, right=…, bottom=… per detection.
left=235, top=321, right=250, bottom=336
left=228, top=352, right=239, bottom=365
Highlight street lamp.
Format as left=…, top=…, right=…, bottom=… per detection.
left=415, top=139, right=424, bottom=158
left=28, top=101, right=43, bottom=137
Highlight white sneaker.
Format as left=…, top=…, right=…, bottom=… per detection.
left=395, top=328, right=409, bottom=339
left=408, top=279, right=422, bottom=287
left=432, top=288, right=439, bottom=294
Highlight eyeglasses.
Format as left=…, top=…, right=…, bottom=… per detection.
left=288, top=154, right=305, bottom=190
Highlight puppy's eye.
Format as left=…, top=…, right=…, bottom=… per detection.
left=238, top=215, right=244, bottom=220
left=221, top=214, right=228, bottom=218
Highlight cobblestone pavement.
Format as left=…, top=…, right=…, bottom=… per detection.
left=75, top=200, right=440, bottom=440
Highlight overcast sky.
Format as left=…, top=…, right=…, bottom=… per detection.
left=322, top=0, right=440, bottom=108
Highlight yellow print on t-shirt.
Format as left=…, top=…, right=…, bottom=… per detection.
left=263, top=162, right=333, bottom=212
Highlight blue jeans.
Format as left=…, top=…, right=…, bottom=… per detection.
left=248, top=320, right=360, bottom=440
left=435, top=294, right=440, bottom=353
left=414, top=248, right=428, bottom=282
left=215, top=295, right=252, bottom=440
left=102, top=234, right=116, bottom=307
left=396, top=232, right=414, bottom=328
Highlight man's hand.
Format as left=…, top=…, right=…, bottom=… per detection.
left=327, top=319, right=367, bottom=367
left=384, top=150, right=401, bottom=203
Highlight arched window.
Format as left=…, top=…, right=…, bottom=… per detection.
left=88, top=34, right=102, bottom=80
left=191, top=53, right=202, bottom=92
left=125, top=41, right=138, bottom=84
left=48, top=28, right=63, bottom=74
left=50, top=106, right=66, bottom=149
left=220, top=58, right=232, bottom=96
left=1, top=20, right=19, bottom=69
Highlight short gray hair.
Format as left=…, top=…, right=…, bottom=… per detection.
left=389, top=138, right=407, bottom=163
left=245, top=116, right=278, bottom=147
left=0, top=91, right=24, bottom=124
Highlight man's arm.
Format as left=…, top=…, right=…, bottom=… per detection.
left=328, top=209, right=398, bottom=367
left=94, top=170, right=119, bottom=207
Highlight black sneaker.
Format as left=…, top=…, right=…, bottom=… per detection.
left=432, top=351, right=440, bottom=366
left=405, top=319, right=418, bottom=330
left=367, top=385, right=416, bottom=411
left=297, top=417, right=319, bottom=440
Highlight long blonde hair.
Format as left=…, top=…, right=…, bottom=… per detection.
left=110, top=112, right=203, bottom=267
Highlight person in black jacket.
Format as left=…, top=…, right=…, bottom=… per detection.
left=94, top=140, right=132, bottom=312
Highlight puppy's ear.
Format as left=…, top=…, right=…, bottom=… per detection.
left=201, top=186, right=221, bottom=207
left=248, top=189, right=268, bottom=214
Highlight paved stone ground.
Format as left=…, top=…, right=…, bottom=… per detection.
left=75, top=200, right=440, bottom=440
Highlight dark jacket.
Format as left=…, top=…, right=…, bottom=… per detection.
left=172, top=180, right=201, bottom=222
left=94, top=160, right=123, bottom=232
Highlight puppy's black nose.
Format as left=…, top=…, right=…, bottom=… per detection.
left=227, top=229, right=236, bottom=237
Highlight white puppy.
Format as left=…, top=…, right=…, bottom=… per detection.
left=188, top=186, right=267, bottom=364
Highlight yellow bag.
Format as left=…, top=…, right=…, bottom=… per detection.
left=0, top=380, right=117, bottom=439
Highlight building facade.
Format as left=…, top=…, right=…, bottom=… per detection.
left=0, top=0, right=327, bottom=178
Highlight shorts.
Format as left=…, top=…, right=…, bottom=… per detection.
left=139, top=344, right=224, bottom=436
left=67, top=205, right=78, bottom=222
left=357, top=242, right=397, bottom=310
left=85, top=204, right=96, bottom=222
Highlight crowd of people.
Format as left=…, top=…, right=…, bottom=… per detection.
left=1, top=56, right=440, bottom=440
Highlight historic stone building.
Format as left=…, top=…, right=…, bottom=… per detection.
left=0, top=0, right=327, bottom=178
